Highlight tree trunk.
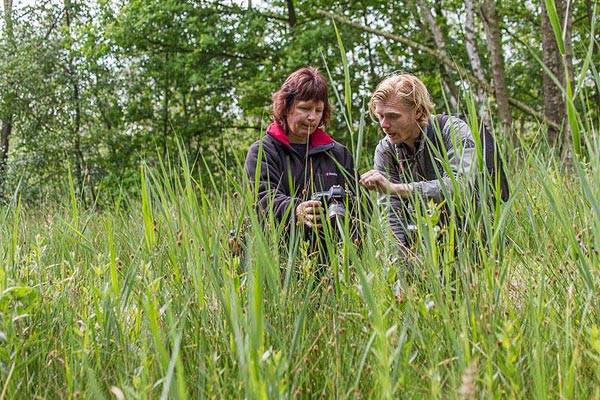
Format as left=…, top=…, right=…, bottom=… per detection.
left=559, top=0, right=575, bottom=160
left=1, top=0, right=14, bottom=188
left=162, top=52, right=170, bottom=160
left=362, top=8, right=376, bottom=85
left=64, top=0, right=92, bottom=206
left=465, top=0, right=490, bottom=125
left=541, top=0, right=574, bottom=158
left=286, top=0, right=296, bottom=29
left=0, top=117, right=11, bottom=182
left=541, top=1, right=566, bottom=147
left=479, top=0, right=513, bottom=140
left=416, top=0, right=459, bottom=110
left=586, top=0, right=600, bottom=113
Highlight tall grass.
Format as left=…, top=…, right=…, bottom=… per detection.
left=1, top=122, right=599, bottom=398
left=1, top=6, right=600, bottom=398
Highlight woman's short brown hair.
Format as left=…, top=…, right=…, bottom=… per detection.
left=272, top=67, right=333, bottom=134
left=368, top=73, right=434, bottom=128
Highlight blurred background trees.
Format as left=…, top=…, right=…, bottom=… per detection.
left=0, top=0, right=597, bottom=204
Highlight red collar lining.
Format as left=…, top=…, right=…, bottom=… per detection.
left=266, top=122, right=334, bottom=149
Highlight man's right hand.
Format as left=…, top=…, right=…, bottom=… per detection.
left=360, top=170, right=413, bottom=198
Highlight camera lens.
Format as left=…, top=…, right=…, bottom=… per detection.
left=327, top=202, right=346, bottom=219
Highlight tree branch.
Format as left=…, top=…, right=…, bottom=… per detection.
left=315, top=9, right=561, bottom=131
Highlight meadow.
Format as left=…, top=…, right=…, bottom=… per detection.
left=1, top=108, right=600, bottom=399
left=1, top=0, right=599, bottom=398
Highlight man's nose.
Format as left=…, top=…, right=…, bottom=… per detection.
left=380, top=118, right=389, bottom=129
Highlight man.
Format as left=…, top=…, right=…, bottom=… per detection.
left=359, top=73, right=477, bottom=250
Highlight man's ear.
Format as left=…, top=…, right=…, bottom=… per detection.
left=414, top=108, right=422, bottom=121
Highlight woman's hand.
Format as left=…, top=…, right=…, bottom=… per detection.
left=360, top=170, right=412, bottom=198
left=296, top=200, right=324, bottom=228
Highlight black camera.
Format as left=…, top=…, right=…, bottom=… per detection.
left=311, top=185, right=348, bottom=220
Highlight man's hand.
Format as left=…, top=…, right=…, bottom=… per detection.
left=360, top=170, right=412, bottom=198
left=296, top=200, right=324, bottom=228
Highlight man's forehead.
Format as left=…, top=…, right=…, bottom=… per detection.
left=375, top=96, right=406, bottom=113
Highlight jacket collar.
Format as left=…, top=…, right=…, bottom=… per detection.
left=386, top=129, right=427, bottom=163
left=267, top=122, right=334, bottom=150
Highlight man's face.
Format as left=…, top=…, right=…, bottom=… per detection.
left=374, top=96, right=421, bottom=147
left=286, top=99, right=324, bottom=144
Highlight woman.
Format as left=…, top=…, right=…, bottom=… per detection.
left=245, top=67, right=355, bottom=236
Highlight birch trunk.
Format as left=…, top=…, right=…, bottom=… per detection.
left=416, top=0, right=459, bottom=110
left=465, top=0, right=490, bottom=125
left=479, top=0, right=513, bottom=140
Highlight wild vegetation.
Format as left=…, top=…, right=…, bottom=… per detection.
left=1, top=0, right=599, bottom=398
left=2, top=109, right=600, bottom=398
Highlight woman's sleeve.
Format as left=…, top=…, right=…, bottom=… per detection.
left=245, top=142, right=299, bottom=225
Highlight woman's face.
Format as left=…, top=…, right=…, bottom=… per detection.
left=286, top=99, right=324, bottom=144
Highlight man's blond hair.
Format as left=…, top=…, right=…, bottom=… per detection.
left=369, top=73, right=434, bottom=128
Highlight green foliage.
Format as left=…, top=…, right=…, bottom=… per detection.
left=1, top=0, right=593, bottom=202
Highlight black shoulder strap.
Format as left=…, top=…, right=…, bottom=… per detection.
left=423, top=114, right=449, bottom=179
left=437, top=114, right=450, bottom=139
left=429, top=113, right=510, bottom=202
